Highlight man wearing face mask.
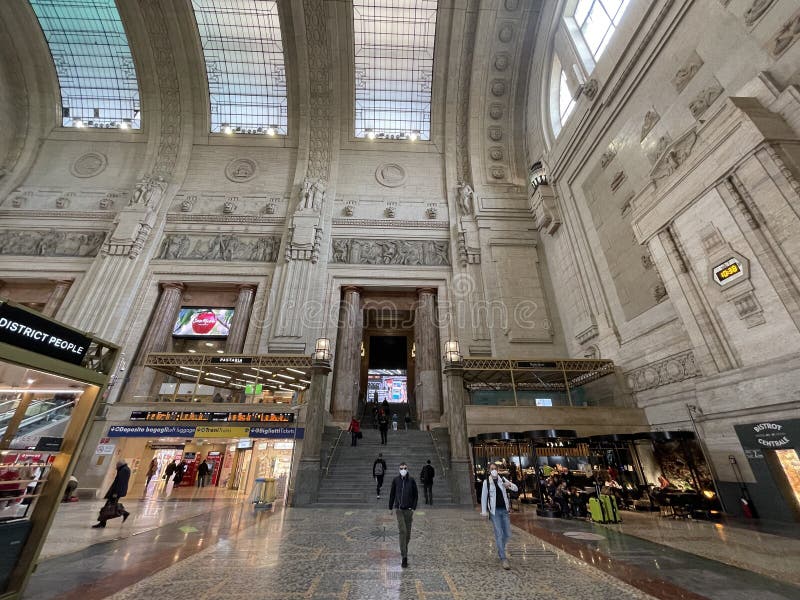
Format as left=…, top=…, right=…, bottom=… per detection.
left=480, top=462, right=518, bottom=570
left=388, top=461, right=418, bottom=568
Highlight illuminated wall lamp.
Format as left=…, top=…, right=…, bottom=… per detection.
left=314, top=337, right=331, bottom=361
left=444, top=340, right=462, bottom=365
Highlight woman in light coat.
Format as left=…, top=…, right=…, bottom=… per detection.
left=480, top=462, right=518, bottom=570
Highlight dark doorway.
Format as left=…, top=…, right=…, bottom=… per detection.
left=368, top=336, right=407, bottom=369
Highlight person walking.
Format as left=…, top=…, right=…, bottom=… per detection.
left=404, top=413, right=412, bottom=430
left=480, top=461, right=518, bottom=570
left=391, top=412, right=398, bottom=431
left=388, top=461, right=418, bottom=568
left=197, top=457, right=209, bottom=488
left=93, top=460, right=131, bottom=528
left=378, top=411, right=389, bottom=445
left=420, top=460, right=435, bottom=505
left=145, top=458, right=157, bottom=487
left=348, top=416, right=361, bottom=447
left=373, top=453, right=387, bottom=499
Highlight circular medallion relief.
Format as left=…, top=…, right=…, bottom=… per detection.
left=71, top=152, right=107, bottom=178
left=489, top=103, right=504, bottom=120
left=494, top=53, right=510, bottom=72
left=375, top=163, right=407, bottom=188
left=490, top=166, right=506, bottom=180
left=488, top=127, right=503, bottom=142
left=489, top=146, right=504, bottom=161
left=498, top=24, right=514, bottom=43
left=225, top=158, right=257, bottom=183
left=491, top=79, right=507, bottom=97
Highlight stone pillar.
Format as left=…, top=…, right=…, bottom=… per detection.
left=42, top=280, right=72, bottom=318
left=293, top=359, right=332, bottom=506
left=414, top=288, right=443, bottom=424
left=125, top=282, right=184, bottom=401
left=330, top=286, right=363, bottom=422
left=444, top=365, right=475, bottom=505
left=225, top=284, right=257, bottom=353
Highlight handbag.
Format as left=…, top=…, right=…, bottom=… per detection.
left=99, top=499, right=123, bottom=521
left=357, top=431, right=363, bottom=439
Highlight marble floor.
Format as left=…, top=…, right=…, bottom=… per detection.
left=39, top=485, right=245, bottom=560
left=24, top=501, right=800, bottom=600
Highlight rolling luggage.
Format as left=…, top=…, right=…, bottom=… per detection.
left=589, top=494, right=620, bottom=524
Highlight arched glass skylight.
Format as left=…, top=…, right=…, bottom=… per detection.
left=559, top=71, right=575, bottom=123
left=567, top=0, right=631, bottom=62
left=353, top=0, right=438, bottom=141
left=191, top=0, right=288, bottom=136
left=29, top=0, right=141, bottom=129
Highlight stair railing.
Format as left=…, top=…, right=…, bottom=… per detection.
left=323, top=428, right=344, bottom=477
left=429, top=429, right=448, bottom=480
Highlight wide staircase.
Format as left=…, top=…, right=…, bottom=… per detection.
left=315, top=427, right=455, bottom=507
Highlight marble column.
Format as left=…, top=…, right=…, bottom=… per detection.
left=414, top=287, right=443, bottom=425
left=42, top=279, right=72, bottom=318
left=331, top=286, right=363, bottom=422
left=444, top=365, right=475, bottom=505
left=125, top=282, right=184, bottom=401
left=225, top=284, right=257, bottom=353
left=293, top=360, right=331, bottom=506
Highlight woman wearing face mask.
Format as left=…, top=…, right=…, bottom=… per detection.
left=480, top=462, right=518, bottom=570
left=388, top=461, right=418, bottom=569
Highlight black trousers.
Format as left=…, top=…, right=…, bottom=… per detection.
left=351, top=431, right=358, bottom=446
left=376, top=475, right=384, bottom=495
left=380, top=428, right=388, bottom=444
left=424, top=484, right=433, bottom=504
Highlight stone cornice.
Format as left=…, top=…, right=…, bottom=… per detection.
left=166, top=213, right=286, bottom=225
left=332, top=218, right=449, bottom=229
left=0, top=210, right=114, bottom=221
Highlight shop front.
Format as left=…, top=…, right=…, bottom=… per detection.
left=735, top=419, right=800, bottom=522
left=0, top=301, right=117, bottom=599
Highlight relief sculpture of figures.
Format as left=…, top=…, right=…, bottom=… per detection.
left=329, top=239, right=450, bottom=266
left=0, top=230, right=104, bottom=257
left=130, top=174, right=166, bottom=207
left=456, top=179, right=474, bottom=215
left=157, top=234, right=280, bottom=262
left=299, top=177, right=325, bottom=211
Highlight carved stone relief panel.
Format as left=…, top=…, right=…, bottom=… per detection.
left=646, top=134, right=673, bottom=165
left=0, top=229, right=105, bottom=257
left=640, top=109, right=660, bottom=141
left=600, top=146, right=617, bottom=169
left=157, top=233, right=281, bottom=262
left=744, top=0, right=776, bottom=27
left=490, top=79, right=507, bottom=97
left=650, top=129, right=697, bottom=181
left=71, top=152, right=108, bottom=178
left=689, top=79, right=724, bottom=119
left=498, top=23, right=514, bottom=43
left=493, top=53, right=510, bottom=72
left=489, top=146, right=504, bottom=161
left=488, top=103, right=504, bottom=120
left=225, top=158, right=257, bottom=183
left=769, top=8, right=800, bottom=57
left=330, top=239, right=450, bottom=266
left=375, top=163, right=407, bottom=187
left=625, top=350, right=699, bottom=392
left=672, top=51, right=704, bottom=93
left=488, top=126, right=503, bottom=142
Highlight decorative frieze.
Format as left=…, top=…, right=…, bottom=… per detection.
left=650, top=129, right=697, bottom=181
left=331, top=218, right=448, bottom=229
left=640, top=109, right=660, bottom=141
left=770, top=8, right=800, bottom=57
left=625, top=350, right=699, bottom=392
left=330, top=238, right=450, bottom=266
left=744, top=0, right=776, bottom=27
left=689, top=80, right=724, bottom=119
left=0, top=229, right=105, bottom=257
left=167, top=213, right=285, bottom=225
left=156, top=233, right=281, bottom=262
left=672, top=51, right=704, bottom=93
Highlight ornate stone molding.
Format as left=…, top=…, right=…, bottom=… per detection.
left=575, top=323, right=599, bottom=344
left=625, top=350, right=699, bottom=392
left=744, top=0, right=776, bottom=27
left=331, top=238, right=450, bottom=266
left=156, top=233, right=281, bottom=262
left=672, top=51, right=703, bottom=93
left=70, top=152, right=107, bottom=178
left=770, top=7, right=800, bottom=57
left=331, top=218, right=448, bottom=229
left=455, top=0, right=479, bottom=181
left=689, top=80, right=724, bottom=119
left=0, top=210, right=114, bottom=221
left=304, top=0, right=333, bottom=184
left=375, top=163, right=407, bottom=187
left=457, top=231, right=480, bottom=266
left=0, top=229, right=105, bottom=257
left=640, top=109, right=660, bottom=141
left=166, top=214, right=285, bottom=225
left=225, top=158, right=257, bottom=183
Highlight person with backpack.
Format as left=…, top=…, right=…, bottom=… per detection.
left=378, top=411, right=389, bottom=445
left=420, top=459, right=435, bottom=505
left=373, top=452, right=387, bottom=499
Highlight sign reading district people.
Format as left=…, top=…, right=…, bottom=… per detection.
left=129, top=410, right=294, bottom=423
left=107, top=425, right=304, bottom=439
left=0, top=302, right=91, bottom=365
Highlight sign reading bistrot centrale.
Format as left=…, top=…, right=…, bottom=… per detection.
left=0, top=302, right=91, bottom=365
left=735, top=419, right=800, bottom=451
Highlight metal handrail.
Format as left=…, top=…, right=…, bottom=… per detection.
left=429, top=429, right=448, bottom=479
left=323, top=429, right=344, bottom=477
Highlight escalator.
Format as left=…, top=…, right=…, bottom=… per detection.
left=0, top=397, right=76, bottom=447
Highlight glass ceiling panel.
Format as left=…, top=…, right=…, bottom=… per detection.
left=192, top=0, right=288, bottom=135
left=28, top=0, right=141, bottom=129
left=353, top=0, right=437, bottom=141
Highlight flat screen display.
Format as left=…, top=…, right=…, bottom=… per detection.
left=172, top=308, right=234, bottom=338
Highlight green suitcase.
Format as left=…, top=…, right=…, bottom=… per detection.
left=589, top=494, right=620, bottom=523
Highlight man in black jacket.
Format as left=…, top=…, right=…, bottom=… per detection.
left=93, top=460, right=131, bottom=528
left=420, top=460, right=435, bottom=505
left=388, top=461, right=418, bottom=568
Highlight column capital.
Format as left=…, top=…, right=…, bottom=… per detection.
left=160, top=281, right=185, bottom=292
left=416, top=287, right=437, bottom=296
left=236, top=284, right=258, bottom=293
left=51, top=279, right=74, bottom=287
left=341, top=285, right=363, bottom=295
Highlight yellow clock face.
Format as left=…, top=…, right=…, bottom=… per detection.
left=713, top=258, right=744, bottom=286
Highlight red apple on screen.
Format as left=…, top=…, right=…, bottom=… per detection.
left=192, top=311, right=217, bottom=335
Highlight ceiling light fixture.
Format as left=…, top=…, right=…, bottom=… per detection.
left=408, top=130, right=419, bottom=141
left=365, top=128, right=376, bottom=140
left=222, top=124, right=233, bottom=134
left=276, top=373, right=295, bottom=381
left=119, top=122, right=129, bottom=130
left=180, top=367, right=201, bottom=373
left=187, top=349, right=197, bottom=353
left=204, top=377, right=228, bottom=385
left=216, top=350, right=224, bottom=354
left=266, top=126, right=276, bottom=136
left=74, top=120, right=84, bottom=128
left=286, top=368, right=306, bottom=376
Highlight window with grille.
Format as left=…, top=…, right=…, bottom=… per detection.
left=353, top=0, right=438, bottom=141
left=191, top=0, right=288, bottom=135
left=29, top=0, right=141, bottom=129
left=567, top=0, right=631, bottom=63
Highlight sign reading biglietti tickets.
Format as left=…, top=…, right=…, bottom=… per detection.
left=106, top=425, right=304, bottom=439
left=0, top=302, right=91, bottom=365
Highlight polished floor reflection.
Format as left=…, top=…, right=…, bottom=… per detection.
left=25, top=500, right=800, bottom=600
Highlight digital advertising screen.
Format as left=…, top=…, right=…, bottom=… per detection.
left=367, top=369, right=408, bottom=403
left=172, top=308, right=234, bottom=338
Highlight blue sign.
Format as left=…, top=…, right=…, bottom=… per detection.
left=107, top=425, right=197, bottom=437
left=250, top=427, right=304, bottom=439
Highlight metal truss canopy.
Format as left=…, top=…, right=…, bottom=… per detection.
left=144, top=353, right=312, bottom=392
left=458, top=358, right=616, bottom=392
